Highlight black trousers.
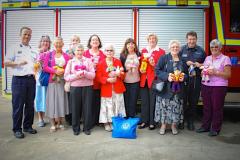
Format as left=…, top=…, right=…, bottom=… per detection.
left=91, top=89, right=101, bottom=128
left=12, top=75, right=36, bottom=132
left=124, top=82, right=140, bottom=118
left=70, top=86, right=93, bottom=132
left=140, top=82, right=156, bottom=125
left=184, top=76, right=201, bottom=122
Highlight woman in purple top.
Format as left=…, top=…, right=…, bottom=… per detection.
left=196, top=39, right=231, bottom=136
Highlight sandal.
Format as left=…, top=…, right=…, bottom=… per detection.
left=138, top=123, right=148, bottom=129
left=57, top=124, right=65, bottom=130
left=159, top=127, right=166, bottom=135
left=104, top=124, right=112, bottom=132
left=50, top=126, right=56, bottom=133
left=171, top=127, right=178, bottom=135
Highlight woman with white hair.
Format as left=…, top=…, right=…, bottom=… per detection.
left=138, top=33, right=165, bottom=130
left=196, top=39, right=231, bottom=136
left=154, top=40, right=188, bottom=135
left=96, top=43, right=126, bottom=131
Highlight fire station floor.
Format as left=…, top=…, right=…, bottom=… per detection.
left=0, top=95, right=240, bottom=160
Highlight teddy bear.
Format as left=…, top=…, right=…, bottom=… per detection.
left=125, top=54, right=139, bottom=73
left=140, top=53, right=152, bottom=73
left=188, top=64, right=196, bottom=77
left=200, top=65, right=212, bottom=83
left=170, top=70, right=185, bottom=93
left=52, top=58, right=65, bottom=82
left=75, top=64, right=87, bottom=77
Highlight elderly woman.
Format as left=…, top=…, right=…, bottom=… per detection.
left=120, top=38, right=140, bottom=118
left=64, top=44, right=95, bottom=135
left=155, top=40, right=187, bottom=135
left=34, top=35, right=51, bottom=127
left=84, top=34, right=106, bottom=128
left=96, top=43, right=126, bottom=131
left=138, top=33, right=165, bottom=130
left=66, top=35, right=81, bottom=59
left=196, top=39, right=231, bottom=136
left=43, top=36, right=70, bottom=132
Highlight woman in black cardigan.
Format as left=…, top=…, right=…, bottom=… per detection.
left=154, top=40, right=188, bottom=135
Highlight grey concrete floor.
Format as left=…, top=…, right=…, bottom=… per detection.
left=0, top=95, right=240, bottom=160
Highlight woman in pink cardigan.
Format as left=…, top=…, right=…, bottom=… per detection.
left=64, top=44, right=95, bottom=136
left=43, top=37, right=70, bottom=132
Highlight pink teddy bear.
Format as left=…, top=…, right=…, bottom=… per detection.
left=75, top=65, right=86, bottom=76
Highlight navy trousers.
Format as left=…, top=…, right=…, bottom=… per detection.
left=184, top=76, right=201, bottom=122
left=11, top=75, right=36, bottom=132
left=124, top=82, right=140, bottom=117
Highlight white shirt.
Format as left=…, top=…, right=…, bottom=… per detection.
left=6, top=43, right=38, bottom=76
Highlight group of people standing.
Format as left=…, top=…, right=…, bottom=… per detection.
left=5, top=27, right=231, bottom=139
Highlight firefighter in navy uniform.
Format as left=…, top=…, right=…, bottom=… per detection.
left=4, top=27, right=38, bottom=138
left=179, top=31, right=206, bottom=131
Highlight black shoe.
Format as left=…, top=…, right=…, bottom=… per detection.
left=73, top=131, right=80, bottom=136
left=23, top=128, right=37, bottom=134
left=178, top=123, right=184, bottom=130
left=84, top=130, right=91, bottom=135
left=208, top=131, right=218, bottom=137
left=138, top=123, right=148, bottom=129
left=14, top=131, right=25, bottom=139
left=149, top=125, right=155, bottom=130
left=196, top=127, right=209, bottom=133
left=187, top=122, right=195, bottom=131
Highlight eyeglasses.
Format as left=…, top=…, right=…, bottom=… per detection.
left=210, top=46, right=219, bottom=49
left=106, top=50, right=113, bottom=52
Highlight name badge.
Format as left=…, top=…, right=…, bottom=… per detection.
left=182, top=54, right=188, bottom=57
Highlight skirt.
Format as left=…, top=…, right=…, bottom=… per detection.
left=154, top=95, right=183, bottom=124
left=35, top=85, right=47, bottom=112
left=99, top=91, right=126, bottom=123
left=46, top=80, right=69, bottom=119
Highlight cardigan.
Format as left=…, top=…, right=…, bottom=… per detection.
left=43, top=50, right=70, bottom=83
left=155, top=53, right=188, bottom=99
left=139, top=47, right=165, bottom=88
left=96, top=57, right=126, bottom=97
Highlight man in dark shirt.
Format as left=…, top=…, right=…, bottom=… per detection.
left=179, top=31, right=206, bottom=131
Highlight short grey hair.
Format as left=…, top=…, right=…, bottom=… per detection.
left=147, top=33, right=158, bottom=43
left=210, top=39, right=222, bottom=49
left=103, top=43, right=115, bottom=53
left=75, top=44, right=84, bottom=50
left=168, top=40, right=181, bottom=50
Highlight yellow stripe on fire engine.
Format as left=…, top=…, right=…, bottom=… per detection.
left=225, top=39, right=240, bottom=46
left=213, top=2, right=224, bottom=44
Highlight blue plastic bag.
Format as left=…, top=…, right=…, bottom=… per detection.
left=112, top=116, right=140, bottom=139
left=39, top=71, right=50, bottom=86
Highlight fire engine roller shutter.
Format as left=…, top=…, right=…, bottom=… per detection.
left=138, top=9, right=205, bottom=52
left=60, top=9, right=133, bottom=57
left=5, top=10, right=55, bottom=93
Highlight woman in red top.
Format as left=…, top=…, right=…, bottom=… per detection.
left=139, top=33, right=165, bottom=130
left=96, top=44, right=126, bottom=131
left=84, top=34, right=106, bottom=128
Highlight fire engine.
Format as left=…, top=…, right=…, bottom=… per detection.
left=1, top=0, right=239, bottom=107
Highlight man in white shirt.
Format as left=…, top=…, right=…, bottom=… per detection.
left=5, top=26, right=38, bottom=139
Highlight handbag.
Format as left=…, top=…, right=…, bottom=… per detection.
left=112, top=116, right=140, bottom=139
left=64, top=60, right=73, bottom=92
left=39, top=71, right=50, bottom=86
left=39, top=52, right=52, bottom=86
left=152, top=79, right=165, bottom=92
left=64, top=82, right=71, bottom=92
